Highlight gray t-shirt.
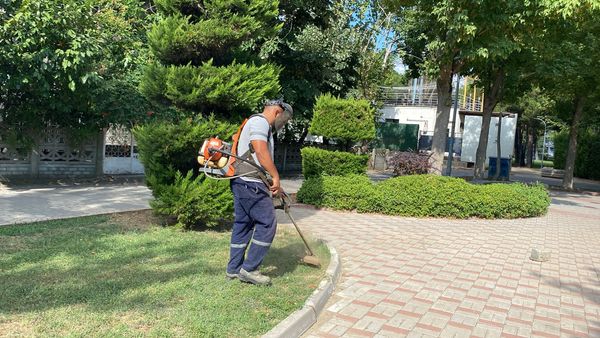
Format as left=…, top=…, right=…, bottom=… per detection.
left=237, top=115, right=273, bottom=182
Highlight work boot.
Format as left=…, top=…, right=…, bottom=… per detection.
left=239, top=268, right=271, bottom=286
left=226, top=271, right=238, bottom=280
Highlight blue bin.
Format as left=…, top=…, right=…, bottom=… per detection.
left=488, top=157, right=511, bottom=179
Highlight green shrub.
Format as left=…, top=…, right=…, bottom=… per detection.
left=309, top=94, right=376, bottom=146
left=365, top=175, right=477, bottom=217
left=141, top=61, right=281, bottom=115
left=553, top=131, right=568, bottom=170
left=301, top=147, right=368, bottom=178
left=297, top=174, right=372, bottom=209
left=133, top=116, right=236, bottom=189
left=297, top=174, right=550, bottom=219
left=133, top=116, right=237, bottom=228
left=150, top=171, right=233, bottom=228
left=142, top=0, right=281, bottom=118
left=554, top=129, right=600, bottom=180
left=295, top=176, right=325, bottom=206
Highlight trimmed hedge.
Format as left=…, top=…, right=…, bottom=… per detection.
left=309, top=94, right=376, bottom=143
left=301, top=147, right=369, bottom=178
left=297, top=174, right=550, bottom=219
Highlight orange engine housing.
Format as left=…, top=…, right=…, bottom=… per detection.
left=203, top=137, right=223, bottom=161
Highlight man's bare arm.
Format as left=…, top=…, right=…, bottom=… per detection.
left=251, top=139, right=281, bottom=194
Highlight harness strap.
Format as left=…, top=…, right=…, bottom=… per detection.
left=232, top=114, right=273, bottom=185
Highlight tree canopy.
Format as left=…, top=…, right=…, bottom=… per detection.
left=140, top=0, right=282, bottom=119
left=0, top=0, right=159, bottom=146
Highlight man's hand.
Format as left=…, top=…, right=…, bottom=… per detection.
left=270, top=176, right=283, bottom=196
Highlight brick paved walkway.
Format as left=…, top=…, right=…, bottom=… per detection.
left=288, top=191, right=600, bottom=338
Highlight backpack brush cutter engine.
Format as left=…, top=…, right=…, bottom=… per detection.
left=198, top=136, right=321, bottom=268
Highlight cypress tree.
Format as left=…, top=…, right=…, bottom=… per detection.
left=141, top=0, right=282, bottom=118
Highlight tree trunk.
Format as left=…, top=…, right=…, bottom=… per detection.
left=563, top=96, right=585, bottom=189
left=474, top=70, right=504, bottom=179
left=474, top=106, right=493, bottom=179
left=526, top=126, right=534, bottom=168
left=429, top=66, right=453, bottom=174
left=519, top=125, right=527, bottom=166
left=382, top=14, right=393, bottom=70
left=383, top=45, right=393, bottom=71
left=493, top=113, right=503, bottom=180
left=514, top=125, right=522, bottom=166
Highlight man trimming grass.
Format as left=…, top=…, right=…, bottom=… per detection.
left=225, top=100, right=293, bottom=286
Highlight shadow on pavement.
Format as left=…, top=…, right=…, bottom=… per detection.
left=528, top=269, right=600, bottom=309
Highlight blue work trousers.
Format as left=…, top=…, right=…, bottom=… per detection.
left=227, top=178, right=277, bottom=274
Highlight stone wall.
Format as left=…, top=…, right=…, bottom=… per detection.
left=0, top=162, right=31, bottom=176
left=0, top=141, right=31, bottom=177
left=0, top=129, right=103, bottom=179
left=38, top=163, right=96, bottom=177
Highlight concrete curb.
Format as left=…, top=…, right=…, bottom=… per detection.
left=263, top=241, right=341, bottom=338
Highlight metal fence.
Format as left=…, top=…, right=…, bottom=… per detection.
left=379, top=86, right=483, bottom=112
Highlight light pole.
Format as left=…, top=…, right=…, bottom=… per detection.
left=535, top=117, right=547, bottom=169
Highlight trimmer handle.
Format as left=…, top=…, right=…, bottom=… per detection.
left=272, top=191, right=292, bottom=211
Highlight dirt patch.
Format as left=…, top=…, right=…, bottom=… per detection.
left=108, top=209, right=167, bottom=231
left=0, top=316, right=34, bottom=337
left=0, top=236, right=32, bottom=253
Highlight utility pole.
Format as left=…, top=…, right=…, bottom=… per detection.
left=446, top=74, right=461, bottom=176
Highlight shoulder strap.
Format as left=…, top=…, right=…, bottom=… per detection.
left=226, top=114, right=271, bottom=177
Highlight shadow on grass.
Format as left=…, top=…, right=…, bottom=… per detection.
left=263, top=242, right=309, bottom=278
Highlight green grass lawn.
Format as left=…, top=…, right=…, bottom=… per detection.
left=0, top=211, right=329, bottom=337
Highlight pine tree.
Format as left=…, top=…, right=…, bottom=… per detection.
left=141, top=0, right=282, bottom=118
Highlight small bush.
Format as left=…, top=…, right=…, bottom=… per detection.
left=297, top=174, right=372, bottom=209
left=387, top=151, right=432, bottom=176
left=134, top=116, right=237, bottom=189
left=301, top=147, right=368, bottom=178
left=134, top=116, right=237, bottom=228
left=295, top=176, right=325, bottom=206
left=309, top=94, right=376, bottom=145
left=151, top=171, right=233, bottom=229
left=297, top=174, right=550, bottom=219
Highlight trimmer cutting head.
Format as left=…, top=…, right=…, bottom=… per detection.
left=302, top=254, right=321, bottom=268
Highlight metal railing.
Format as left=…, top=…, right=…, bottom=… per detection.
left=379, top=86, right=483, bottom=112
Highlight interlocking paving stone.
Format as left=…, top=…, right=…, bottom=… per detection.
left=296, top=191, right=600, bottom=337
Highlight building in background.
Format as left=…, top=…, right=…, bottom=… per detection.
left=378, top=77, right=518, bottom=166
